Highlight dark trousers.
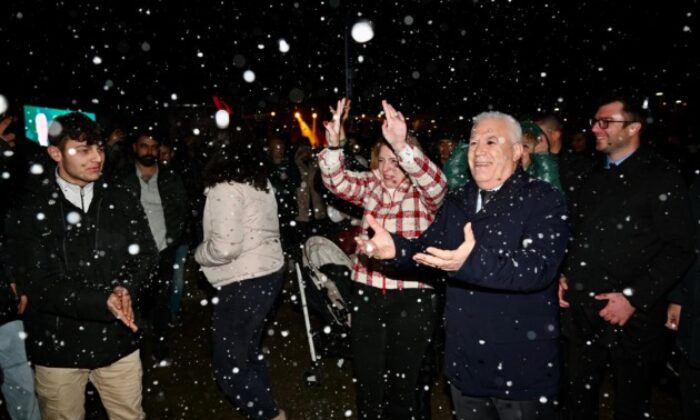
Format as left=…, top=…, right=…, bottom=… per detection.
left=417, top=290, right=444, bottom=420
left=450, top=385, right=558, bottom=420
left=565, top=339, right=653, bottom=420
left=351, top=283, right=436, bottom=420
left=680, top=355, right=700, bottom=420
left=144, top=247, right=176, bottom=360
left=212, top=271, right=283, bottom=420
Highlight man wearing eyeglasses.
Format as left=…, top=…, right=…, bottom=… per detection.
left=559, top=97, right=695, bottom=419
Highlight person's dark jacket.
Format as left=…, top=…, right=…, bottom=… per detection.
left=557, top=147, right=596, bottom=198
left=102, top=141, right=129, bottom=178
left=5, top=174, right=159, bottom=368
left=269, top=155, right=300, bottom=223
left=0, top=140, right=18, bottom=326
left=390, top=169, right=569, bottom=399
left=668, top=175, right=700, bottom=367
left=172, top=158, right=204, bottom=247
left=0, top=262, right=18, bottom=326
left=268, top=154, right=301, bottom=255
left=115, top=164, right=188, bottom=250
left=562, top=147, right=695, bottom=357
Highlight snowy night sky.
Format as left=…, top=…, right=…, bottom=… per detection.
left=1, top=0, right=697, bottom=136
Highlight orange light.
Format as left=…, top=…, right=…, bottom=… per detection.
left=270, top=111, right=276, bottom=117
left=295, top=113, right=320, bottom=148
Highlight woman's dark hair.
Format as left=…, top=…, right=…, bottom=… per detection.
left=202, top=128, right=270, bottom=192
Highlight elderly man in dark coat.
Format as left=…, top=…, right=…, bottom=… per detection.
left=356, top=110, right=569, bottom=420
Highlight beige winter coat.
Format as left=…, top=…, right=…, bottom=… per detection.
left=194, top=180, right=284, bottom=287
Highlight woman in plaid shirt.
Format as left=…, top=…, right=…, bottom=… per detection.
left=319, top=98, right=448, bottom=419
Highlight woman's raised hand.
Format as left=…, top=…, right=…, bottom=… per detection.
left=381, top=100, right=408, bottom=151
left=323, top=98, right=347, bottom=148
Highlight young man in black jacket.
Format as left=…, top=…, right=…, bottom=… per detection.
left=5, top=112, right=159, bottom=419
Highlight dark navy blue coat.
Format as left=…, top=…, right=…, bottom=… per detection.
left=391, top=169, right=569, bottom=399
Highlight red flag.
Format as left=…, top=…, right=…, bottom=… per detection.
left=212, top=95, right=233, bottom=115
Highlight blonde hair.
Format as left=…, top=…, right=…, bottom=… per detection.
left=369, top=135, right=423, bottom=170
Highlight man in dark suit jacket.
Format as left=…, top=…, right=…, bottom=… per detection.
left=112, top=131, right=188, bottom=365
left=559, top=98, right=695, bottom=419
left=667, top=175, right=700, bottom=420
left=356, top=111, right=569, bottom=420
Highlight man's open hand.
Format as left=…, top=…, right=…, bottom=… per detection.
left=413, top=223, right=475, bottom=271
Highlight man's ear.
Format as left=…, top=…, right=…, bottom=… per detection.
left=628, top=122, right=642, bottom=135
left=47, top=145, right=62, bottom=163
left=512, top=143, right=523, bottom=161
left=550, top=128, right=562, bottom=142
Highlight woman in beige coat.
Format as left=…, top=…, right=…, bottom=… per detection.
left=195, top=130, right=286, bottom=420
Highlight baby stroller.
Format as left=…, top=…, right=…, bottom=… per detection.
left=294, top=235, right=353, bottom=385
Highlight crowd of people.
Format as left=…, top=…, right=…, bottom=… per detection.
left=0, top=94, right=698, bottom=420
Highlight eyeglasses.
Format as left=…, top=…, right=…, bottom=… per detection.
left=589, top=118, right=637, bottom=129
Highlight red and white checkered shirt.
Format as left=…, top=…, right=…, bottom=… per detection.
left=318, top=144, right=447, bottom=290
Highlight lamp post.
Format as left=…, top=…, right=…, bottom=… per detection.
left=345, top=18, right=374, bottom=101
left=344, top=16, right=352, bottom=99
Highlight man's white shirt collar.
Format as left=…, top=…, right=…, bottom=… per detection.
left=55, top=169, right=95, bottom=212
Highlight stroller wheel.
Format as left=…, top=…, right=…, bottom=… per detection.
left=302, top=364, right=326, bottom=387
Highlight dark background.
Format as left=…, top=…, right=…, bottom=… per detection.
left=1, top=0, right=698, bottom=141
left=0, top=2, right=696, bottom=418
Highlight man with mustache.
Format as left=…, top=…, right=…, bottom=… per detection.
left=116, top=131, right=187, bottom=367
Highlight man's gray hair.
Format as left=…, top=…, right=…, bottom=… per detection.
left=472, top=111, right=523, bottom=145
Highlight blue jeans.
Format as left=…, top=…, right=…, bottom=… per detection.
left=0, top=320, right=41, bottom=420
left=211, top=271, right=283, bottom=420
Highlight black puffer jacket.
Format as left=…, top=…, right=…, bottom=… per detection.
left=5, top=175, right=159, bottom=368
